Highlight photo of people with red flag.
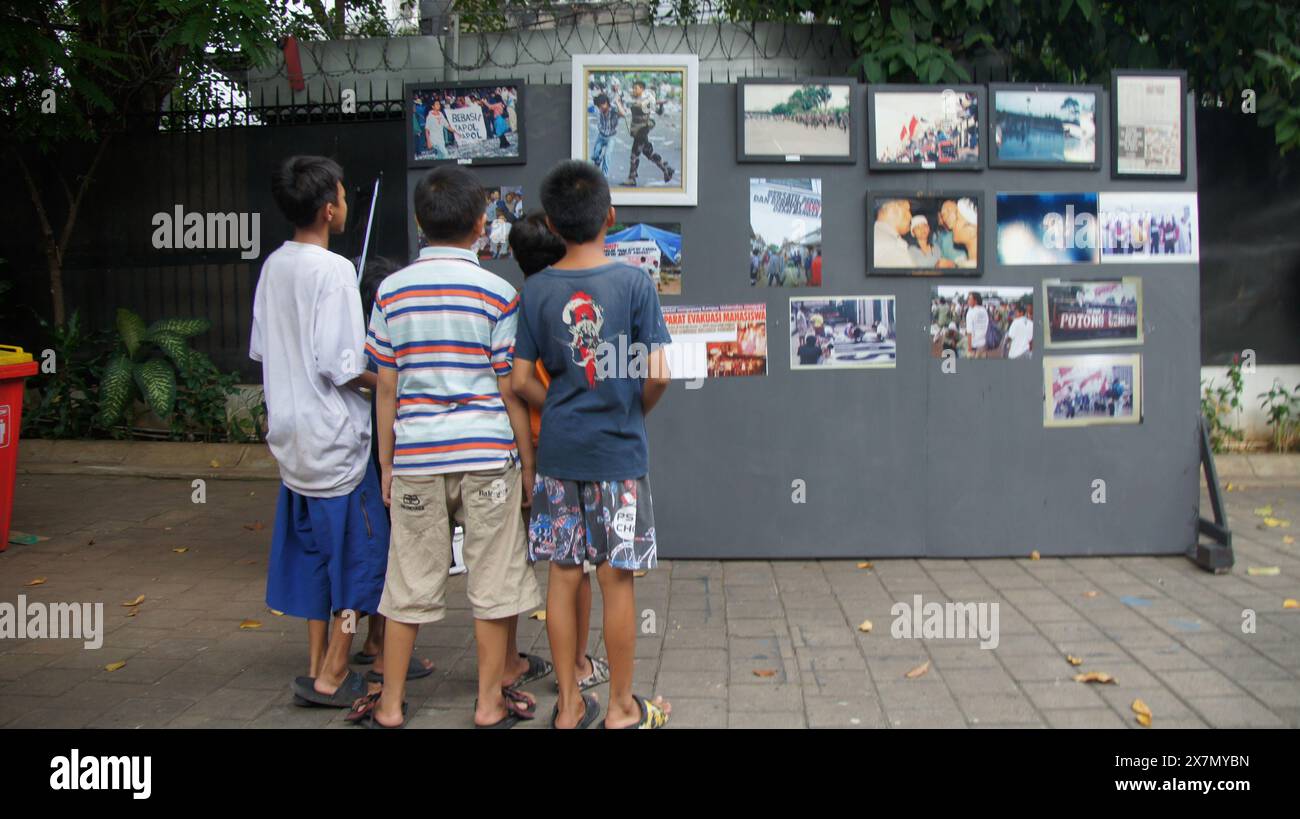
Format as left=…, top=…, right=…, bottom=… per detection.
left=871, top=88, right=981, bottom=167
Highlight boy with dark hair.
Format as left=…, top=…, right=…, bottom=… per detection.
left=507, top=211, right=611, bottom=694
left=252, top=155, right=388, bottom=707
left=360, top=166, right=542, bottom=729
left=511, top=160, right=672, bottom=728
left=588, top=93, right=622, bottom=177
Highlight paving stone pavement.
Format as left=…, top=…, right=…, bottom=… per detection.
left=2, top=474, right=1297, bottom=729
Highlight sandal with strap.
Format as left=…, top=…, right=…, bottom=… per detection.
left=346, top=691, right=407, bottom=724
left=363, top=655, right=435, bottom=683
left=504, top=653, right=553, bottom=688
left=550, top=693, right=601, bottom=729
left=554, top=655, right=610, bottom=692
left=602, top=694, right=669, bottom=729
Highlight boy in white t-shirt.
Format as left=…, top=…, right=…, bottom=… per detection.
left=1005, top=303, right=1034, bottom=359
left=249, top=155, right=389, bottom=708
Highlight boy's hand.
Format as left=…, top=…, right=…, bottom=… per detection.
left=521, top=463, right=534, bottom=510
left=381, top=464, right=393, bottom=508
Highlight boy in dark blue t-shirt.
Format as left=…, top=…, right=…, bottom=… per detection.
left=511, top=160, right=672, bottom=730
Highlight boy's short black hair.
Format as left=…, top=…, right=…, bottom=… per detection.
left=271, top=155, right=343, bottom=228
left=509, top=210, right=566, bottom=277
left=359, top=256, right=399, bottom=316
left=632, top=80, right=646, bottom=89
left=414, top=166, right=487, bottom=243
left=539, top=160, right=611, bottom=244
left=594, top=93, right=609, bottom=107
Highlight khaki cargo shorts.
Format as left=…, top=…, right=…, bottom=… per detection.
left=379, top=464, right=541, bottom=624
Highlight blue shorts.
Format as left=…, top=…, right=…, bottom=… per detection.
left=266, top=462, right=390, bottom=621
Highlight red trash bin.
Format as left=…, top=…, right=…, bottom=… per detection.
left=0, top=345, right=39, bottom=551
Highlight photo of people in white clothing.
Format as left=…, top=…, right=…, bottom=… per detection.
left=930, top=285, right=1034, bottom=360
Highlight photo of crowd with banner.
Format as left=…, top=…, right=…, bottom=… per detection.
left=869, top=193, right=980, bottom=275
left=1043, top=278, right=1143, bottom=348
left=996, top=192, right=1100, bottom=265
left=662, top=304, right=768, bottom=379
left=930, top=285, right=1035, bottom=360
left=1099, top=192, right=1199, bottom=262
left=990, top=85, right=1099, bottom=168
left=604, top=222, right=682, bottom=295
left=1044, top=353, right=1142, bottom=427
left=749, top=178, right=823, bottom=287
left=789, top=297, right=896, bottom=369
left=869, top=86, right=982, bottom=169
left=407, top=82, right=523, bottom=165
left=738, top=79, right=854, bottom=162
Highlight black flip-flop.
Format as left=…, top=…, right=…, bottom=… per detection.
left=347, top=692, right=408, bottom=727
left=291, top=669, right=367, bottom=708
left=363, top=656, right=435, bottom=683
left=351, top=650, right=378, bottom=666
left=550, top=693, right=601, bottom=729
left=504, top=653, right=553, bottom=688
left=473, top=688, right=536, bottom=729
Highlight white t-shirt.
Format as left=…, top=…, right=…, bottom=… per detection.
left=965, top=304, right=989, bottom=349
left=250, top=241, right=371, bottom=497
left=1006, top=315, right=1033, bottom=359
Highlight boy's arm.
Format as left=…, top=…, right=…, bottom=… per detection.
left=499, top=374, right=534, bottom=508
left=642, top=346, right=670, bottom=416
left=349, top=370, right=377, bottom=391
left=376, top=366, right=397, bottom=507
left=510, top=358, right=549, bottom=408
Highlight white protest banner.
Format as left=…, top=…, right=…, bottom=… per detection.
left=448, top=106, right=487, bottom=142
left=605, top=240, right=662, bottom=277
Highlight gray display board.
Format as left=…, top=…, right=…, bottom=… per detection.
left=407, top=84, right=1201, bottom=559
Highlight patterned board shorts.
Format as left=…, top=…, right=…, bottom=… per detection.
left=527, top=474, right=658, bottom=572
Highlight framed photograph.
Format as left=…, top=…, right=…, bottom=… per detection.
left=605, top=222, right=682, bottom=295
left=989, top=83, right=1101, bottom=169
left=929, top=285, right=1035, bottom=360
left=662, top=304, right=767, bottom=378
left=1043, top=278, right=1144, bottom=349
left=867, top=192, right=981, bottom=276
left=736, top=77, right=857, bottom=163
left=790, top=297, right=896, bottom=369
left=1044, top=353, right=1142, bottom=427
left=1111, top=69, right=1187, bottom=179
left=867, top=84, right=984, bottom=170
left=750, top=178, right=823, bottom=287
left=996, top=192, right=1099, bottom=265
left=1099, top=192, right=1199, bottom=263
left=405, top=81, right=525, bottom=167
left=571, top=53, right=699, bottom=206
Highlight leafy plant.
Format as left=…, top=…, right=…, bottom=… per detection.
left=1258, top=379, right=1300, bottom=452
left=1201, top=356, right=1245, bottom=452
left=97, top=309, right=213, bottom=428
left=21, top=310, right=107, bottom=440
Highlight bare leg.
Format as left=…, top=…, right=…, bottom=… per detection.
left=548, top=563, right=586, bottom=728
left=575, top=572, right=593, bottom=679
left=501, top=615, right=530, bottom=686
left=312, top=611, right=358, bottom=695
left=375, top=619, right=417, bottom=727
left=363, top=614, right=384, bottom=658
left=307, top=619, right=327, bottom=677
left=597, top=563, right=669, bottom=728
left=474, top=617, right=528, bottom=726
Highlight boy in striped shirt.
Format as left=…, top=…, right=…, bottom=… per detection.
left=361, top=167, right=542, bottom=729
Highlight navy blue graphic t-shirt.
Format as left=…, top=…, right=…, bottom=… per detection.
left=515, top=262, right=671, bottom=481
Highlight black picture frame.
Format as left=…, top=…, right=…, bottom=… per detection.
left=735, top=76, right=858, bottom=164
left=404, top=80, right=527, bottom=168
left=866, top=190, right=984, bottom=277
left=866, top=84, right=985, bottom=171
left=988, top=83, right=1103, bottom=170
left=1110, top=69, right=1187, bottom=180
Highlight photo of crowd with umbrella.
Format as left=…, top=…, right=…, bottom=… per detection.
left=406, top=81, right=524, bottom=166
left=930, top=285, right=1035, bottom=360
left=737, top=78, right=855, bottom=163
left=790, top=297, right=896, bottom=370
left=604, top=222, right=683, bottom=294
left=662, top=305, right=768, bottom=379
left=869, top=193, right=980, bottom=276
left=868, top=86, right=982, bottom=169
left=749, top=178, right=823, bottom=287
left=1042, top=278, right=1143, bottom=348
left=1044, top=353, right=1142, bottom=427
left=990, top=85, right=1100, bottom=168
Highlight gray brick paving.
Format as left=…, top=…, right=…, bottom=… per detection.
left=2, top=474, right=1298, bottom=728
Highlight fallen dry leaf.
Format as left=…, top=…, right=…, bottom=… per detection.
left=858, top=619, right=873, bottom=633
left=752, top=668, right=778, bottom=678
left=1132, top=698, right=1153, bottom=727
left=633, top=570, right=647, bottom=577
left=172, top=547, right=189, bottom=554
left=1263, top=517, right=1291, bottom=529
left=905, top=660, right=931, bottom=679
left=122, top=594, right=145, bottom=607
left=1136, top=712, right=1152, bottom=727
left=1083, top=590, right=1099, bottom=598
left=528, top=610, right=546, bottom=621
left=1284, top=535, right=1295, bottom=545
left=25, top=577, right=47, bottom=587
left=1073, top=671, right=1116, bottom=684
left=1283, top=599, right=1299, bottom=610
left=104, top=661, right=127, bottom=672
left=238, top=619, right=262, bottom=630
left=1254, top=505, right=1273, bottom=517
left=209, top=459, right=221, bottom=468
left=1224, top=482, right=1235, bottom=492
left=243, top=521, right=265, bottom=532
left=126, top=608, right=139, bottom=618
left=1030, top=550, right=1041, bottom=560
left=268, top=609, right=285, bottom=617
left=1066, top=654, right=1083, bottom=666
left=856, top=561, right=873, bottom=569
left=1247, top=566, right=1280, bottom=577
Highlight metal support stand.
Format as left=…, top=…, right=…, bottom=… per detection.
left=1191, top=414, right=1234, bottom=573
